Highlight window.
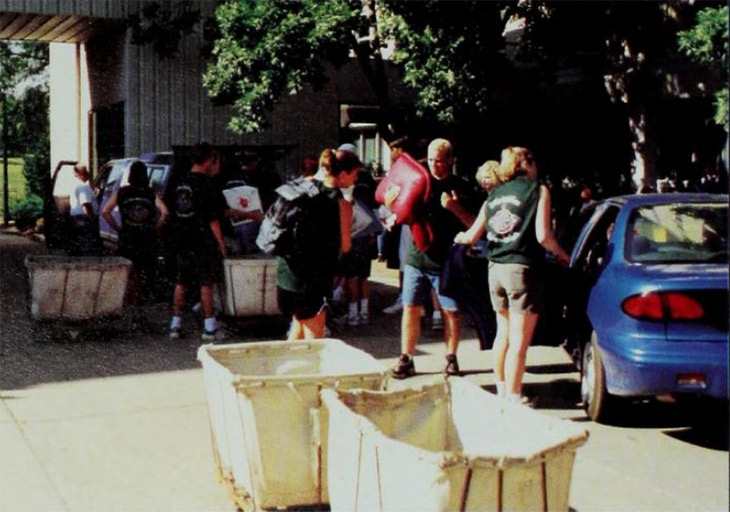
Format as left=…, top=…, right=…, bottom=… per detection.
left=340, top=104, right=391, bottom=175
left=626, top=203, right=728, bottom=263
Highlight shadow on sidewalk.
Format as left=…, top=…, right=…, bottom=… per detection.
left=0, top=233, right=407, bottom=390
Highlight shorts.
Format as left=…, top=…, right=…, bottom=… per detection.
left=278, top=286, right=329, bottom=321
left=175, top=244, right=221, bottom=287
left=402, top=264, right=458, bottom=311
left=339, top=237, right=374, bottom=278
left=488, top=262, right=544, bottom=314
left=398, top=225, right=411, bottom=272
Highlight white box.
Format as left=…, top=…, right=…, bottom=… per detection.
left=322, top=378, right=589, bottom=512
left=222, top=185, right=262, bottom=226
left=25, top=255, right=131, bottom=320
left=197, top=339, right=387, bottom=510
left=221, top=257, right=278, bottom=317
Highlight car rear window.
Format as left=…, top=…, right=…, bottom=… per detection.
left=626, top=203, right=728, bottom=263
left=147, top=165, right=167, bottom=195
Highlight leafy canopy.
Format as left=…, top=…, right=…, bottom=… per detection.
left=204, top=0, right=509, bottom=134
left=381, top=1, right=507, bottom=125
left=204, top=0, right=361, bottom=133
left=678, top=5, right=728, bottom=129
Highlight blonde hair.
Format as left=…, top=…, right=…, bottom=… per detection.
left=427, top=138, right=453, bottom=160
left=498, top=146, right=534, bottom=182
left=475, top=160, right=501, bottom=189
left=319, top=148, right=338, bottom=176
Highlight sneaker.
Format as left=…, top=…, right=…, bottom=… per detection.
left=382, top=298, right=403, bottom=315
left=359, top=310, right=370, bottom=325
left=390, top=354, right=416, bottom=379
left=444, top=354, right=460, bottom=376
left=333, top=314, right=349, bottom=327
left=432, top=315, right=444, bottom=331
left=347, top=312, right=360, bottom=327
left=168, top=326, right=182, bottom=341
left=201, top=328, right=232, bottom=342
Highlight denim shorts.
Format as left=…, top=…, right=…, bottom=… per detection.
left=402, top=264, right=458, bottom=311
left=488, top=262, right=544, bottom=313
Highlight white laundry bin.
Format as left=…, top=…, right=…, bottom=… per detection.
left=322, top=378, right=589, bottom=512
left=220, top=257, right=279, bottom=317
left=25, top=255, right=131, bottom=320
left=197, top=339, right=387, bottom=510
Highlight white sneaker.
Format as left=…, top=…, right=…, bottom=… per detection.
left=347, top=312, right=360, bottom=327
left=382, top=298, right=403, bottom=314
left=202, top=327, right=232, bottom=342
left=359, top=310, right=370, bottom=325
left=432, top=314, right=444, bottom=331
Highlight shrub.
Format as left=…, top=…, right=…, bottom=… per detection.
left=11, top=194, right=43, bottom=231
left=23, top=152, right=50, bottom=198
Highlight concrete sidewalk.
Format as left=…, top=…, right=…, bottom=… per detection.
left=2, top=231, right=727, bottom=512
left=0, top=338, right=578, bottom=512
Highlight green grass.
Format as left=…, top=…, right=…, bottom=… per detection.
left=0, top=157, right=26, bottom=223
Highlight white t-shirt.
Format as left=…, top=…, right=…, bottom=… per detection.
left=69, top=180, right=98, bottom=217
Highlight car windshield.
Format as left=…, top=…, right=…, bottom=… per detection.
left=626, top=202, right=728, bottom=263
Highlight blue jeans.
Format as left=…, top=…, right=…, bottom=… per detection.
left=401, top=264, right=458, bottom=311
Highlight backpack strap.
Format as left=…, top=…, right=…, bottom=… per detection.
left=276, top=177, right=321, bottom=201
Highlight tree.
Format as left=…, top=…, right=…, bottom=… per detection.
left=17, top=84, right=50, bottom=198
left=0, top=41, right=48, bottom=224
left=678, top=5, right=728, bottom=131
left=205, top=0, right=377, bottom=134
left=381, top=1, right=508, bottom=127
left=506, top=1, right=725, bottom=189
left=203, top=0, right=510, bottom=142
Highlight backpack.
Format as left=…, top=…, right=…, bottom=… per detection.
left=256, top=177, right=322, bottom=258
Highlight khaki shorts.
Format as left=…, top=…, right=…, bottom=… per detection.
left=488, top=262, right=544, bottom=314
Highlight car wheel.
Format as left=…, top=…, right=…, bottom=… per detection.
left=581, top=333, right=615, bottom=422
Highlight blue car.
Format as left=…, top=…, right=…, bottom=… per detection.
left=562, top=193, right=728, bottom=422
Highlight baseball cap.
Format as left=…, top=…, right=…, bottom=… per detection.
left=337, top=143, right=358, bottom=155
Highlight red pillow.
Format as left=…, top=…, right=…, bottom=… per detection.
left=375, top=153, right=431, bottom=225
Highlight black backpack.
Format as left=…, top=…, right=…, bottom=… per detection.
left=256, top=178, right=322, bottom=258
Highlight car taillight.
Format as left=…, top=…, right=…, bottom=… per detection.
left=622, top=292, right=704, bottom=321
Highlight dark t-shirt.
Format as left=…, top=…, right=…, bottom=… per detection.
left=117, top=185, right=157, bottom=259
left=407, top=174, right=477, bottom=272
left=168, top=171, right=225, bottom=251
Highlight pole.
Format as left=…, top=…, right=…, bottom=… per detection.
left=2, top=92, right=9, bottom=226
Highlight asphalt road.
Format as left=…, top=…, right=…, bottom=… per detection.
left=1, top=230, right=727, bottom=511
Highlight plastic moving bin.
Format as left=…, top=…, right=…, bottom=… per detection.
left=197, top=339, right=387, bottom=511
left=25, top=255, right=131, bottom=321
left=322, top=378, right=589, bottom=512
left=221, top=257, right=278, bottom=317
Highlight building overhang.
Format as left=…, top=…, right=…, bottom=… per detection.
left=0, top=12, right=115, bottom=43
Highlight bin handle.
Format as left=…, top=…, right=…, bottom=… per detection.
left=287, top=343, right=312, bottom=352
left=287, top=381, right=305, bottom=402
